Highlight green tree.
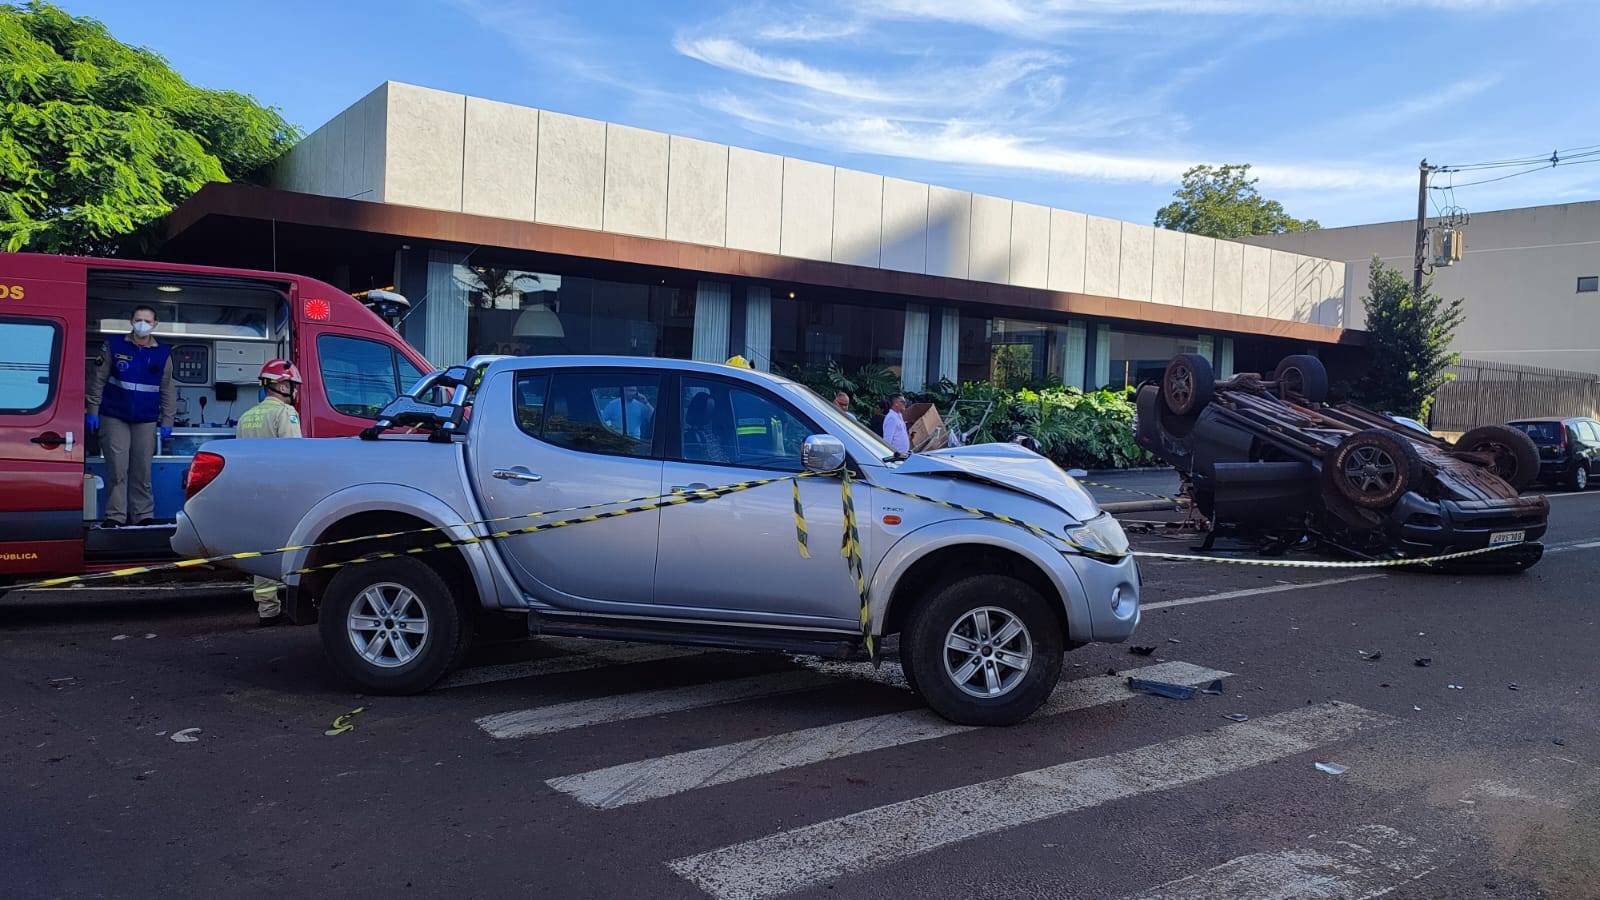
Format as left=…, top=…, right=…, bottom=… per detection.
left=1154, top=163, right=1319, bottom=239
left=1351, top=257, right=1464, bottom=420
left=0, top=2, right=298, bottom=254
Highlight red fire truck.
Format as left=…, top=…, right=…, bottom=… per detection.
left=0, top=252, right=429, bottom=584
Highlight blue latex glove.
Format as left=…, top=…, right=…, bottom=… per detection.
left=86, top=414, right=100, bottom=433
left=159, top=426, right=173, bottom=441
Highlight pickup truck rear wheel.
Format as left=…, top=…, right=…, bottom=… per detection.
left=1328, top=429, right=1419, bottom=510
left=902, top=575, right=1063, bottom=726
left=1455, top=425, right=1540, bottom=491
left=1161, top=353, right=1214, bottom=416
left=319, top=557, right=470, bottom=694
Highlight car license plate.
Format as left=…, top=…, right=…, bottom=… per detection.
left=1489, top=530, right=1525, bottom=546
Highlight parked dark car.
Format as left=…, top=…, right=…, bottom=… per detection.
left=1136, top=353, right=1549, bottom=571
left=1508, top=417, right=1600, bottom=491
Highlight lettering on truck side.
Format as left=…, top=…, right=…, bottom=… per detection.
left=0, top=284, right=26, bottom=299
left=2, top=552, right=42, bottom=561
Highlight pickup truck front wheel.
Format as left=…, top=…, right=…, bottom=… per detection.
left=319, top=557, right=471, bottom=695
left=901, top=575, right=1064, bottom=726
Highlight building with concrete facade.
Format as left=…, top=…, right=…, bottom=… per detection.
left=1244, top=200, right=1600, bottom=377
left=162, top=82, right=1364, bottom=391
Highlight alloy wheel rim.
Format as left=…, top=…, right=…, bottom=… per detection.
left=347, top=582, right=428, bottom=669
left=943, top=607, right=1033, bottom=699
left=1344, top=446, right=1398, bottom=494
left=1167, top=366, right=1194, bottom=408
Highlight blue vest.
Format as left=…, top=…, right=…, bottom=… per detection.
left=100, top=335, right=171, bottom=424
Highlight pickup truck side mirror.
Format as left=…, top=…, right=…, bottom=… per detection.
left=802, top=434, right=847, bottom=473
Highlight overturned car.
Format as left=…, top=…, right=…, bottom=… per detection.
left=1135, top=353, right=1549, bottom=572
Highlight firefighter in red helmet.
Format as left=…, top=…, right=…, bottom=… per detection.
left=236, top=359, right=303, bottom=624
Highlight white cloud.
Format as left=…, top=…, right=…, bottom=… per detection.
left=674, top=36, right=903, bottom=101
left=706, top=93, right=1410, bottom=191
left=861, top=0, right=1544, bottom=35
left=756, top=17, right=864, bottom=41
left=1334, top=74, right=1501, bottom=134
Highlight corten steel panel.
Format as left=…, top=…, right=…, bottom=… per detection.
left=167, top=183, right=1363, bottom=347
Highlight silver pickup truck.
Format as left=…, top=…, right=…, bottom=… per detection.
left=174, top=356, right=1140, bottom=725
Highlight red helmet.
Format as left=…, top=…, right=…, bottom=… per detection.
left=259, top=359, right=304, bottom=384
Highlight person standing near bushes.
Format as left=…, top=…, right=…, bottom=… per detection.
left=882, top=393, right=911, bottom=455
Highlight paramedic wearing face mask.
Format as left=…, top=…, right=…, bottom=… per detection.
left=85, top=305, right=176, bottom=527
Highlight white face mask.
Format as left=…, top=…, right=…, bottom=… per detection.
left=131, top=320, right=155, bottom=337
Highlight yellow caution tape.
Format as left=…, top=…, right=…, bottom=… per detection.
left=791, top=477, right=810, bottom=560
left=14, top=471, right=837, bottom=591
left=839, top=468, right=872, bottom=660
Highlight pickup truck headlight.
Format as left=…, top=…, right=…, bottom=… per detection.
left=1066, top=514, right=1130, bottom=558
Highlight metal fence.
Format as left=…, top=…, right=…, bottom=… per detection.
left=1431, top=358, right=1600, bottom=433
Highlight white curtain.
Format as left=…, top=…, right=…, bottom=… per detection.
left=900, top=304, right=929, bottom=391
left=691, top=281, right=731, bottom=362
left=937, top=307, right=959, bottom=385
left=1060, top=321, right=1087, bottom=390
left=424, top=249, right=470, bottom=367
left=743, top=285, right=772, bottom=370
left=1218, top=336, right=1235, bottom=378
left=1197, top=334, right=1215, bottom=363
left=1092, top=324, right=1111, bottom=389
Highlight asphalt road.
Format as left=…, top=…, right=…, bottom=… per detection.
left=4, top=491, right=1600, bottom=899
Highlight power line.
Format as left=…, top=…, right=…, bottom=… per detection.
left=1431, top=154, right=1600, bottom=189
left=1435, top=142, right=1600, bottom=172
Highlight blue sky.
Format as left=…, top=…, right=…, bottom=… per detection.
left=67, top=0, right=1599, bottom=227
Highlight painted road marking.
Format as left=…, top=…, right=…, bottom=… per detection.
left=439, top=643, right=705, bottom=689
left=549, top=661, right=1231, bottom=809
left=1127, top=824, right=1446, bottom=900
left=475, top=670, right=837, bottom=739
left=668, top=702, right=1391, bottom=900
left=1143, top=575, right=1387, bottom=611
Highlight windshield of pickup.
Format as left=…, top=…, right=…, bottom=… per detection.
left=775, top=381, right=899, bottom=463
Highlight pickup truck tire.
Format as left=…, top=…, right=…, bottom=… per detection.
left=901, top=575, right=1063, bottom=726
left=1455, top=425, right=1540, bottom=491
left=318, top=557, right=471, bottom=695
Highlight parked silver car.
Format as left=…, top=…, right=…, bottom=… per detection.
left=174, top=356, right=1140, bottom=725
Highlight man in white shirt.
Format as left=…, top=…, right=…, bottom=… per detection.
left=601, top=385, right=655, bottom=439
left=882, top=393, right=911, bottom=454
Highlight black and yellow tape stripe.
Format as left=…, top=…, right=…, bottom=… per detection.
left=791, top=477, right=810, bottom=560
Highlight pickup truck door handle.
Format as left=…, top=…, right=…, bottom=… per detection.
left=671, top=482, right=712, bottom=501
left=492, top=467, right=542, bottom=483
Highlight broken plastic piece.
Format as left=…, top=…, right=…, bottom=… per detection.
left=1314, top=762, right=1347, bottom=775
left=1359, top=650, right=1382, bottom=661
left=1200, top=679, right=1225, bottom=695
left=1224, top=713, right=1250, bottom=722
left=1127, top=677, right=1196, bottom=700
left=1448, top=684, right=1464, bottom=690
left=170, top=728, right=201, bottom=743
left=1129, top=646, right=1157, bottom=656
left=1414, top=657, right=1432, bottom=667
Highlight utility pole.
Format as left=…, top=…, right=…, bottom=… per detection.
left=1412, top=159, right=1431, bottom=299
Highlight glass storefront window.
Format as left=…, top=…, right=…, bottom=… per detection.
left=769, top=293, right=903, bottom=374
left=459, top=265, right=695, bottom=361
left=1105, top=330, right=1202, bottom=390
left=958, top=315, right=1073, bottom=387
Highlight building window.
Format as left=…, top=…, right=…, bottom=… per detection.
left=459, top=265, right=695, bottom=361
left=769, top=293, right=903, bottom=375
left=1105, top=330, right=1202, bottom=390
left=957, top=315, right=1076, bottom=387
left=1578, top=276, right=1598, bottom=293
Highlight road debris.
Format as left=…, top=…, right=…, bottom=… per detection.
left=1128, top=646, right=1157, bottom=656
left=1200, top=679, right=1226, bottom=695
left=1359, top=650, right=1382, bottom=661
left=1508, top=683, right=1520, bottom=691
left=111, top=634, right=129, bottom=641
left=1448, top=684, right=1465, bottom=690
left=169, top=728, right=201, bottom=743
left=1314, top=762, right=1348, bottom=775
left=1223, top=713, right=1251, bottom=722
left=325, top=707, right=367, bottom=736
left=1127, top=677, right=1197, bottom=700
left=1414, top=657, right=1433, bottom=667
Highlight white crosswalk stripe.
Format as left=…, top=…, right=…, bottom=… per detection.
left=475, top=670, right=838, bottom=739
left=668, top=701, right=1393, bottom=900
left=548, top=661, right=1230, bottom=809
left=438, top=643, right=704, bottom=689
left=1127, top=824, right=1447, bottom=900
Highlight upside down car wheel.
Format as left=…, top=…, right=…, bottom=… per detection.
left=1455, top=424, right=1540, bottom=491
left=1329, top=428, right=1419, bottom=509
left=1161, top=353, right=1214, bottom=416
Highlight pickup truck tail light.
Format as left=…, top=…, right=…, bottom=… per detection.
left=185, top=451, right=226, bottom=500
